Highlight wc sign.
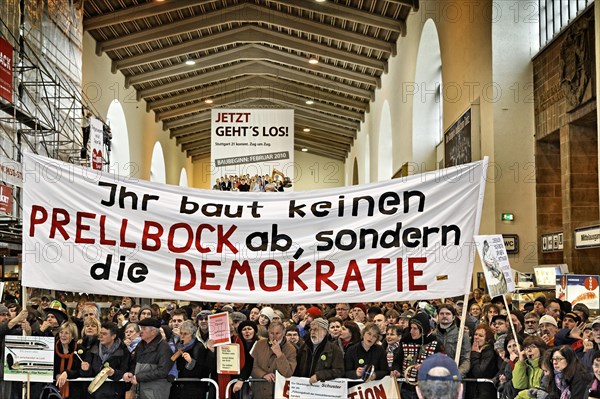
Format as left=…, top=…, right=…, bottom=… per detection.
left=0, top=184, right=12, bottom=215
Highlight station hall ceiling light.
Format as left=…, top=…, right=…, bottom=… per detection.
left=308, top=56, right=319, bottom=65
left=204, top=99, right=213, bottom=104
left=301, top=148, right=308, bottom=152
left=303, top=128, right=311, bottom=132
left=185, top=59, right=196, bottom=65
left=305, top=100, right=314, bottom=105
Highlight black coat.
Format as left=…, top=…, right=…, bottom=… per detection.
left=344, top=342, right=389, bottom=380
left=81, top=339, right=130, bottom=399
left=169, top=339, right=211, bottom=399
left=466, top=344, right=499, bottom=399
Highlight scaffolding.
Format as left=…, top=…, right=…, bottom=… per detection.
left=0, top=0, right=104, bottom=244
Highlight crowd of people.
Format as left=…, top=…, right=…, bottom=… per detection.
left=0, top=289, right=599, bottom=399
left=212, top=174, right=286, bottom=192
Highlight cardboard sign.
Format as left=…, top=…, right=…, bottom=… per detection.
left=3, top=336, right=55, bottom=382
left=217, top=343, right=240, bottom=374
left=208, top=312, right=231, bottom=346
left=474, top=235, right=515, bottom=297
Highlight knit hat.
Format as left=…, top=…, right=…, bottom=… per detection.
left=591, top=316, right=600, bottom=328
left=534, top=296, right=546, bottom=306
left=352, top=303, right=367, bottom=314
left=367, top=306, right=383, bottom=316
left=310, top=317, right=329, bottom=332
left=410, top=312, right=431, bottom=336
left=538, top=315, right=558, bottom=327
left=259, top=306, right=275, bottom=322
left=0, top=304, right=8, bottom=314
left=399, top=310, right=414, bottom=320
left=231, top=312, right=247, bottom=323
left=237, top=320, right=258, bottom=337
left=306, top=306, right=322, bottom=318
left=196, top=310, right=212, bottom=320
left=139, top=304, right=153, bottom=316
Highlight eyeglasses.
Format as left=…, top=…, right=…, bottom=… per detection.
left=336, top=308, right=348, bottom=311
left=525, top=345, right=538, bottom=350
left=197, top=317, right=208, bottom=321
left=525, top=320, right=537, bottom=324
left=552, top=356, right=565, bottom=362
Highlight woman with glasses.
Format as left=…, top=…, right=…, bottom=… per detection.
left=542, top=345, right=592, bottom=399
left=512, top=335, right=547, bottom=398
left=169, top=320, right=210, bottom=399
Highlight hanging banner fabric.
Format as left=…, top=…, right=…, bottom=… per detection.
left=22, top=153, right=487, bottom=302
left=210, top=108, right=294, bottom=183
left=90, top=117, right=104, bottom=171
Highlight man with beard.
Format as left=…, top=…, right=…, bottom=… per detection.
left=538, top=314, right=559, bottom=346
left=294, top=318, right=344, bottom=384
left=434, top=304, right=471, bottom=377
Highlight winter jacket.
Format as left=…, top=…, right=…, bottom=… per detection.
left=295, top=337, right=344, bottom=381
left=169, top=338, right=210, bottom=399
left=435, top=322, right=471, bottom=376
left=513, top=357, right=544, bottom=398
left=251, top=338, right=297, bottom=399
left=132, top=335, right=174, bottom=399
left=80, top=339, right=130, bottom=399
left=344, top=342, right=389, bottom=380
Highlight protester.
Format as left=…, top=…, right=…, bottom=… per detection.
left=294, top=318, right=344, bottom=383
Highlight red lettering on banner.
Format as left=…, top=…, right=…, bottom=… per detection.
left=99, top=215, right=116, bottom=245
left=408, top=257, right=427, bottom=291
left=174, top=258, right=196, bottom=291
left=75, top=212, right=96, bottom=244
left=119, top=219, right=136, bottom=248
left=226, top=260, right=255, bottom=291
left=288, top=261, right=310, bottom=291
left=315, top=260, right=338, bottom=291
left=29, top=205, right=48, bottom=237
left=200, top=260, right=221, bottom=290
left=367, top=258, right=390, bottom=291
left=396, top=258, right=403, bottom=291
left=259, top=260, right=283, bottom=291
left=142, top=221, right=163, bottom=250
left=50, top=208, right=70, bottom=240
left=217, top=225, right=238, bottom=253
left=168, top=223, right=192, bottom=253
left=342, top=260, right=365, bottom=291
left=194, top=224, right=214, bottom=253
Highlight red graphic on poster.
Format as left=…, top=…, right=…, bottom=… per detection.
left=585, top=276, right=598, bottom=291
left=0, top=37, right=13, bottom=102
left=0, top=184, right=13, bottom=214
left=92, top=148, right=103, bottom=171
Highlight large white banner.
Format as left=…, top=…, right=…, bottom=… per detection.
left=22, top=153, right=487, bottom=302
left=210, top=109, right=294, bottom=185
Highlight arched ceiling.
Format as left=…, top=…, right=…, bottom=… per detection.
left=83, top=0, right=419, bottom=162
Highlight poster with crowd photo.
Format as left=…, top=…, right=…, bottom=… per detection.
left=210, top=109, right=294, bottom=188
left=22, top=153, right=487, bottom=303
left=444, top=109, right=471, bottom=167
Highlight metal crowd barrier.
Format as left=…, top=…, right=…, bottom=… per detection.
left=224, top=376, right=498, bottom=399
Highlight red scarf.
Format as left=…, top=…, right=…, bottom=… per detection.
left=55, top=340, right=74, bottom=398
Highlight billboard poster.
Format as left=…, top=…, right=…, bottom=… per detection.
left=557, top=274, right=599, bottom=309
left=444, top=109, right=471, bottom=167
left=0, top=37, right=13, bottom=102
left=211, top=109, right=294, bottom=190
left=474, top=234, right=515, bottom=297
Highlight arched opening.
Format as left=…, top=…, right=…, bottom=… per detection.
left=378, top=101, right=393, bottom=180
left=179, top=168, right=189, bottom=187
left=150, top=142, right=166, bottom=183
left=412, top=19, right=442, bottom=173
left=364, top=133, right=371, bottom=184
left=352, top=157, right=359, bottom=185
left=106, top=100, right=131, bottom=177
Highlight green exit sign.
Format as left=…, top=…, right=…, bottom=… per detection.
left=501, top=213, right=514, bottom=221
